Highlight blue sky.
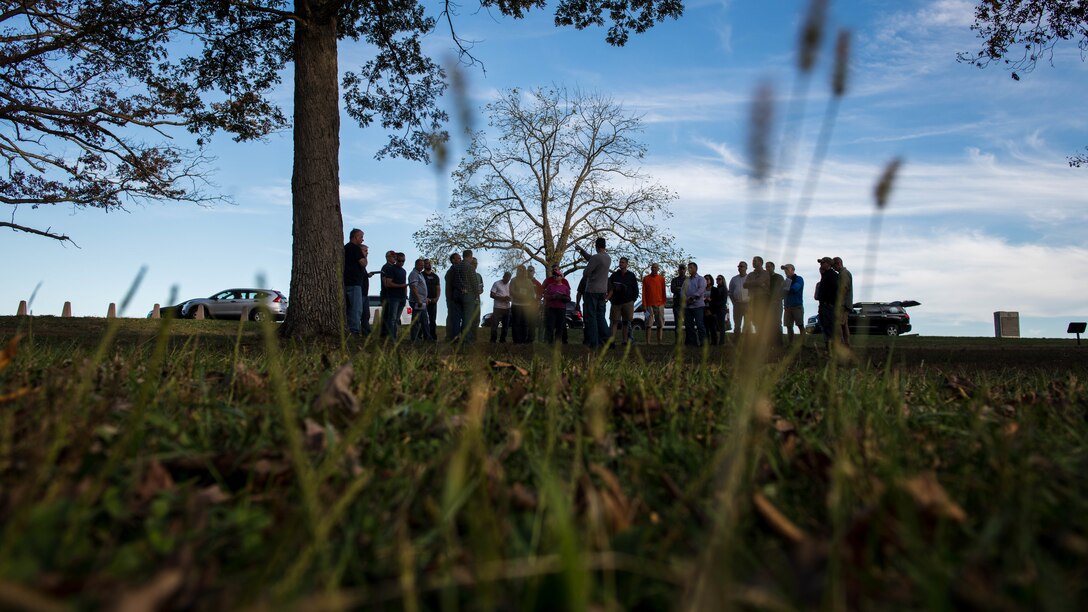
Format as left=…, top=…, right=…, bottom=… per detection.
left=3, top=0, right=1087, bottom=337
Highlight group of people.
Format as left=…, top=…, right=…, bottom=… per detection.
left=343, top=228, right=445, bottom=341
left=345, top=228, right=855, bottom=350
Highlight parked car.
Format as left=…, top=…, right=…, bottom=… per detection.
left=805, top=300, right=919, bottom=336
left=632, top=298, right=675, bottom=330
left=481, top=301, right=583, bottom=328
left=366, top=295, right=414, bottom=327
left=179, top=288, right=289, bottom=321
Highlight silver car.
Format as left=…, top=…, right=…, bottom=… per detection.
left=181, top=288, right=288, bottom=321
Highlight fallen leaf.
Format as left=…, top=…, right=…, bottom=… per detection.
left=753, top=491, right=807, bottom=544
left=314, top=363, right=359, bottom=419
left=489, top=360, right=528, bottom=377
left=0, top=334, right=22, bottom=372
left=114, top=568, right=184, bottom=612
left=510, top=483, right=537, bottom=510
left=135, top=460, right=175, bottom=504
left=773, top=419, right=796, bottom=434
left=0, top=579, right=66, bottom=612
left=901, top=472, right=967, bottom=522
left=194, top=485, right=230, bottom=506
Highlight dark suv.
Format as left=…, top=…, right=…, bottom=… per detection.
left=806, top=300, right=919, bottom=336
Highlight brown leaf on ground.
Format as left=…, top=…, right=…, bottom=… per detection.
left=489, top=360, right=528, bottom=377
left=773, top=418, right=796, bottom=434
left=0, top=334, right=21, bottom=372
left=193, top=485, right=230, bottom=506
left=231, top=362, right=266, bottom=394
left=135, top=460, right=175, bottom=505
left=587, top=464, right=638, bottom=533
left=304, top=418, right=339, bottom=453
left=113, top=568, right=184, bottom=612
left=753, top=491, right=807, bottom=544
left=314, top=363, right=359, bottom=419
left=0, top=579, right=66, bottom=612
left=510, top=483, right=538, bottom=511
left=901, top=472, right=967, bottom=522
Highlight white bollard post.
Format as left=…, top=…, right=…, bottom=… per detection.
left=17, top=300, right=28, bottom=316
left=194, top=304, right=205, bottom=320
left=62, top=302, right=72, bottom=317
left=151, top=304, right=161, bottom=319
left=240, top=306, right=251, bottom=321
left=107, top=302, right=117, bottom=318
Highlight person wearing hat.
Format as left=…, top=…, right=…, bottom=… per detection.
left=815, top=257, right=839, bottom=350
left=541, top=264, right=571, bottom=344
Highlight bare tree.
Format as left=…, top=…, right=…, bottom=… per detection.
left=415, top=87, right=685, bottom=276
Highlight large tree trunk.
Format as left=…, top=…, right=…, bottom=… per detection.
left=281, top=1, right=343, bottom=338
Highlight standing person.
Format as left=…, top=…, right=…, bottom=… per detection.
left=744, top=256, right=770, bottom=334
left=642, top=263, right=667, bottom=344
left=489, top=271, right=512, bottom=343
left=575, top=237, right=611, bottom=349
left=469, top=257, right=485, bottom=337
left=407, top=258, right=431, bottom=342
left=510, top=265, right=537, bottom=344
left=457, top=250, right=481, bottom=343
left=767, top=261, right=785, bottom=346
left=729, top=261, right=750, bottom=335
left=575, top=274, right=588, bottom=344
left=444, top=253, right=463, bottom=341
left=683, top=262, right=707, bottom=346
left=381, top=251, right=408, bottom=339
left=703, top=274, right=720, bottom=345
left=816, top=257, right=840, bottom=351
left=541, top=264, right=571, bottom=344
left=670, top=264, right=687, bottom=344
left=782, top=264, right=805, bottom=346
left=343, top=228, right=367, bottom=336
left=607, top=257, right=639, bottom=346
left=422, top=259, right=441, bottom=341
left=527, top=265, right=544, bottom=338
left=714, top=275, right=730, bottom=343
left=833, top=256, right=853, bottom=347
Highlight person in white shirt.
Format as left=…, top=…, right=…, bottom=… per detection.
left=728, top=260, right=750, bottom=335
left=489, top=271, right=512, bottom=343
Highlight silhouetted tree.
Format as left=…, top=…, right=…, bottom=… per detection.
left=960, top=0, right=1087, bottom=168
left=1, top=0, right=684, bottom=337
left=414, top=87, right=685, bottom=276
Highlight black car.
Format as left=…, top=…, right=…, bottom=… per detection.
left=806, top=300, right=919, bottom=336
left=481, top=301, right=584, bottom=329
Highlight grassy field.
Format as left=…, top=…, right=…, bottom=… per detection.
left=0, top=316, right=1086, bottom=610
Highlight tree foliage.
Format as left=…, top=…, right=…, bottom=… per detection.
left=3, top=0, right=684, bottom=335
left=960, top=0, right=1088, bottom=75
left=960, top=1, right=1088, bottom=168
left=415, top=87, right=685, bottom=276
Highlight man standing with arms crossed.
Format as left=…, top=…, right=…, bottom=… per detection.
left=343, top=229, right=368, bottom=336
left=576, top=237, right=611, bottom=349
left=642, top=263, right=666, bottom=344
left=782, top=264, right=805, bottom=346
left=407, top=257, right=431, bottom=342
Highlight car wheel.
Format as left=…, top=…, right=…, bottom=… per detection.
left=885, top=325, right=899, bottom=336
left=632, top=320, right=645, bottom=330
left=251, top=308, right=267, bottom=322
